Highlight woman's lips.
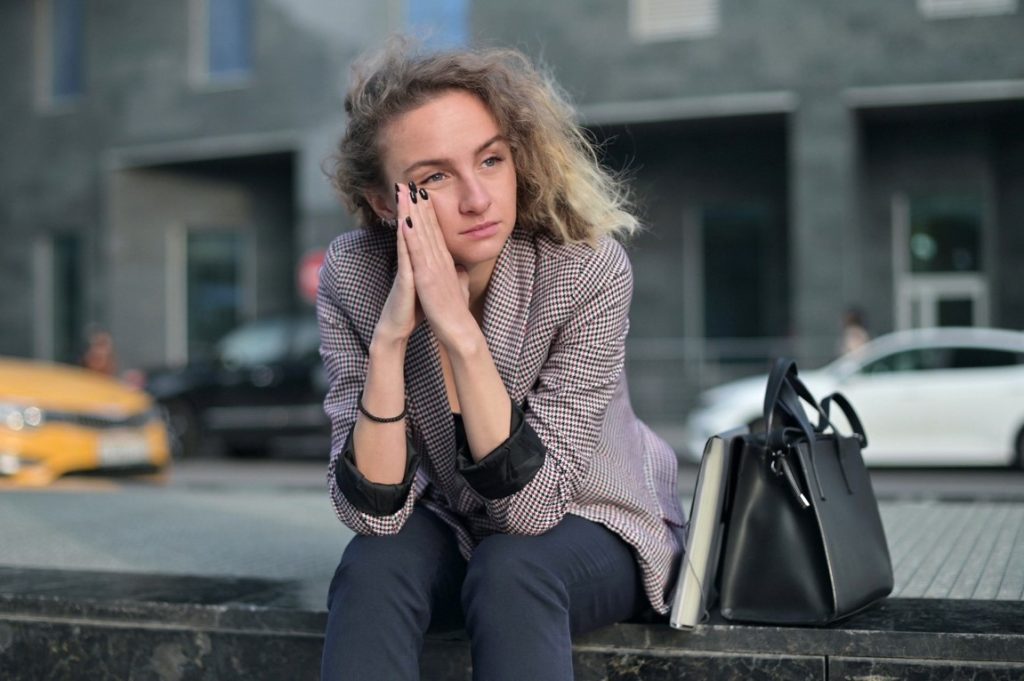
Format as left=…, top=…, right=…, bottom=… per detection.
left=461, top=221, right=500, bottom=239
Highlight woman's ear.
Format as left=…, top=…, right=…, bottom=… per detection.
left=365, top=190, right=396, bottom=222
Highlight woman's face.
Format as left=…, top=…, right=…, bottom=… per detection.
left=375, top=89, right=517, bottom=273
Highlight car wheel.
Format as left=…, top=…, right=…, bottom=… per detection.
left=163, top=400, right=201, bottom=459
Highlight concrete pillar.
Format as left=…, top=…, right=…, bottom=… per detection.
left=788, top=91, right=860, bottom=365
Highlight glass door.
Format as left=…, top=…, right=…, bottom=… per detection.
left=186, top=230, right=245, bottom=359
left=33, top=233, right=83, bottom=362
left=892, top=194, right=989, bottom=329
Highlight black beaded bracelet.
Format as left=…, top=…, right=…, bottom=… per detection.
left=357, top=392, right=407, bottom=423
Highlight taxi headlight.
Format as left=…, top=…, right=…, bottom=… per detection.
left=0, top=403, right=46, bottom=431
left=0, top=451, right=43, bottom=475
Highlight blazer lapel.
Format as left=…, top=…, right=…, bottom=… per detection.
left=481, top=227, right=536, bottom=403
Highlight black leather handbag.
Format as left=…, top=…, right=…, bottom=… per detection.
left=717, top=358, right=893, bottom=625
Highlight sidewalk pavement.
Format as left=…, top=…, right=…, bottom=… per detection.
left=0, top=481, right=1021, bottom=611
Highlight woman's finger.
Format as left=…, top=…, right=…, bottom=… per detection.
left=408, top=181, right=448, bottom=265
left=396, top=181, right=427, bottom=267
left=396, top=208, right=412, bottom=276
left=394, top=181, right=407, bottom=227
left=375, top=183, right=421, bottom=338
left=388, top=184, right=406, bottom=273
left=397, top=222, right=425, bottom=325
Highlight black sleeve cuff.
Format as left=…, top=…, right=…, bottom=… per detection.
left=335, top=426, right=419, bottom=516
left=456, top=402, right=546, bottom=500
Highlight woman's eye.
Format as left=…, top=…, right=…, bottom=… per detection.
left=482, top=155, right=503, bottom=168
left=421, top=172, right=446, bottom=184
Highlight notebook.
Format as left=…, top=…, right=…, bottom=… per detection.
left=669, top=426, right=747, bottom=630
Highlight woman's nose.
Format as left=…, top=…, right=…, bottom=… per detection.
left=459, top=176, right=492, bottom=215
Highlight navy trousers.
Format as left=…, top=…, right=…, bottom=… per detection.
left=321, top=505, right=647, bottom=681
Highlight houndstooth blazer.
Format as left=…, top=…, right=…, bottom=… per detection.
left=317, top=225, right=686, bottom=614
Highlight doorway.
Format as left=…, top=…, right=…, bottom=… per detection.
left=892, top=193, right=990, bottom=329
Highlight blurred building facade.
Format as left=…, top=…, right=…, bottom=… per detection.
left=2, top=0, right=1023, bottom=427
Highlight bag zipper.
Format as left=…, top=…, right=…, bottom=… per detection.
left=771, top=450, right=811, bottom=509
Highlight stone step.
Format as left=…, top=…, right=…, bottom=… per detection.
left=2, top=567, right=1023, bottom=680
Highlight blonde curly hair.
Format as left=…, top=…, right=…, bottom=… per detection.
left=329, top=39, right=639, bottom=245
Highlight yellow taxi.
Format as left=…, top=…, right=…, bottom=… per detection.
left=0, top=356, right=170, bottom=487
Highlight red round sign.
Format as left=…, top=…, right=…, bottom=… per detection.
left=298, top=250, right=326, bottom=303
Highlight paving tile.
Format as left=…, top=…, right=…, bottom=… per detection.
left=924, top=504, right=999, bottom=599
left=949, top=504, right=1013, bottom=599
left=876, top=502, right=1024, bottom=601
left=882, top=502, right=940, bottom=570
left=996, top=513, right=1024, bottom=600
left=970, top=508, right=1022, bottom=599
left=894, top=504, right=976, bottom=598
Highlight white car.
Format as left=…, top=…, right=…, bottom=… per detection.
left=684, top=327, right=1024, bottom=468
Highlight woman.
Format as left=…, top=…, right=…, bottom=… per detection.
left=318, top=41, right=685, bottom=681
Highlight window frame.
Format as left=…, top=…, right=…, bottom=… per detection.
left=629, top=0, right=721, bottom=43
left=34, top=0, right=86, bottom=112
left=187, top=0, right=253, bottom=90
left=918, top=0, right=1019, bottom=19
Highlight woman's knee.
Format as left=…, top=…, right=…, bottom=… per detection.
left=461, top=534, right=567, bottom=616
left=327, top=536, right=418, bottom=611
left=328, top=509, right=462, bottom=613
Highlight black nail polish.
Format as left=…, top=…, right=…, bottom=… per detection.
left=408, top=181, right=416, bottom=193
left=418, top=188, right=428, bottom=200
left=409, top=190, right=418, bottom=204
left=405, top=216, right=413, bottom=228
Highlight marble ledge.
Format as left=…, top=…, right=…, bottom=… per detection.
left=579, top=599, right=1024, bottom=663
left=2, top=565, right=1023, bottom=666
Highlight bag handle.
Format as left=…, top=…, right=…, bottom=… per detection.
left=778, top=380, right=830, bottom=501
left=764, top=359, right=829, bottom=502
left=763, top=359, right=796, bottom=434
left=818, top=392, right=869, bottom=448
left=763, top=358, right=826, bottom=435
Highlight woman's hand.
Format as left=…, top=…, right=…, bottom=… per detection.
left=401, top=182, right=475, bottom=349
left=372, top=184, right=423, bottom=346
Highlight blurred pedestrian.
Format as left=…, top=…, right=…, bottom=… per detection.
left=839, top=306, right=870, bottom=356
left=80, top=326, right=118, bottom=376
left=317, top=40, right=685, bottom=681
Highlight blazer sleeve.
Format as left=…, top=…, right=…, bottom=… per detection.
left=455, top=401, right=546, bottom=499
left=317, top=240, right=420, bottom=536
left=477, top=240, right=633, bottom=535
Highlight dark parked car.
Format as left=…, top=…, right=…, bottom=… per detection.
left=142, top=316, right=330, bottom=458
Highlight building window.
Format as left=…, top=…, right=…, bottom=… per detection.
left=52, top=234, right=85, bottom=363
left=35, top=0, right=85, bottom=106
left=190, top=0, right=252, bottom=84
left=33, top=234, right=83, bottom=361
left=405, top=0, right=470, bottom=50
left=892, top=194, right=990, bottom=330
left=187, top=230, right=245, bottom=359
left=701, top=204, right=778, bottom=338
left=630, top=0, right=720, bottom=42
left=208, top=0, right=251, bottom=77
left=909, top=196, right=983, bottom=274
left=918, top=0, right=1018, bottom=18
